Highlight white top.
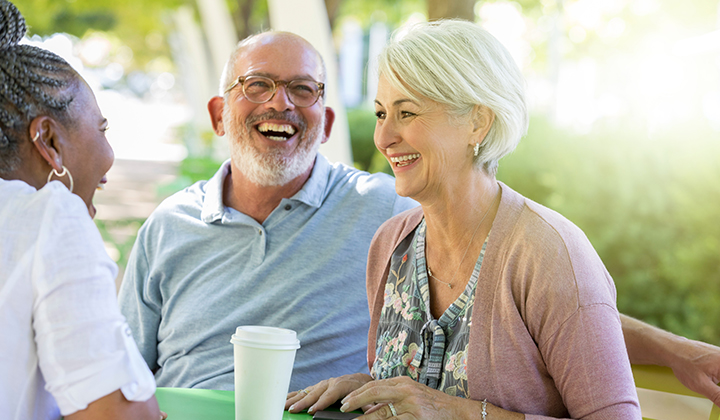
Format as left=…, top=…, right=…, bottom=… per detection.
left=0, top=179, right=156, bottom=420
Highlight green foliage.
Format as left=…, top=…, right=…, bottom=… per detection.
left=347, top=106, right=393, bottom=174
left=15, top=0, right=185, bottom=69
left=95, top=218, right=144, bottom=283
left=347, top=106, right=377, bottom=170
left=497, top=115, right=720, bottom=345
left=335, top=0, right=425, bottom=26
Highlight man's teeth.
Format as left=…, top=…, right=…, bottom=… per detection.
left=390, top=154, right=421, bottom=167
left=257, top=122, right=297, bottom=141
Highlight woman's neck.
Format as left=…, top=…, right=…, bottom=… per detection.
left=420, top=171, right=500, bottom=304
left=421, top=171, right=499, bottom=250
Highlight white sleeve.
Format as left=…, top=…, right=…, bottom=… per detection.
left=32, top=192, right=156, bottom=415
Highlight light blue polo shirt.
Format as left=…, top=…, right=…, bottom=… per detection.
left=118, top=155, right=418, bottom=391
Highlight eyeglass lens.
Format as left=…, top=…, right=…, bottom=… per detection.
left=243, top=76, right=321, bottom=107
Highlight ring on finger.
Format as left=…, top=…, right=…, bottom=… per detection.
left=388, top=402, right=397, bottom=417
left=299, top=388, right=310, bottom=396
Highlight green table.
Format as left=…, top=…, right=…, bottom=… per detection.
left=155, top=387, right=312, bottom=420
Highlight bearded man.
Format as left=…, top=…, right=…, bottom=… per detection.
left=118, top=31, right=417, bottom=391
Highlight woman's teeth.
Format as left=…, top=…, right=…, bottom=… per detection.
left=257, top=122, right=297, bottom=141
left=390, top=153, right=421, bottom=167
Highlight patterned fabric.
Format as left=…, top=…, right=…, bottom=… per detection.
left=371, top=219, right=489, bottom=397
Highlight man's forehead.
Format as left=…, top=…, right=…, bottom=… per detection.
left=233, top=33, right=322, bottom=78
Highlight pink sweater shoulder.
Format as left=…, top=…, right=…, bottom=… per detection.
left=365, top=182, right=641, bottom=420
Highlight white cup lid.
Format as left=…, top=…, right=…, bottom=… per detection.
left=230, top=326, right=301, bottom=350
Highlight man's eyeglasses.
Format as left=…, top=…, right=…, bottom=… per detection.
left=224, top=75, right=324, bottom=108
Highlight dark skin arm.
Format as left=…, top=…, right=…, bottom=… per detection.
left=64, top=389, right=166, bottom=420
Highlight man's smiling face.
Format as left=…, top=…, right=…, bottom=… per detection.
left=222, top=32, right=329, bottom=187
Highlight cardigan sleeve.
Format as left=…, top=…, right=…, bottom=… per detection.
left=496, top=203, right=640, bottom=419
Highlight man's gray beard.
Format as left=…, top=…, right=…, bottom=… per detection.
left=225, top=108, right=324, bottom=187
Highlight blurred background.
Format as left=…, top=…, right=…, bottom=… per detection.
left=15, top=0, right=720, bottom=345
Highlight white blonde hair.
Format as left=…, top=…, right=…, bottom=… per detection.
left=378, top=19, right=528, bottom=176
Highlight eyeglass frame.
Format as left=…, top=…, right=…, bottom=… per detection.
left=223, top=75, right=325, bottom=108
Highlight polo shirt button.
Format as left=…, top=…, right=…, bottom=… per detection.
left=258, top=229, right=262, bottom=235
left=284, top=204, right=292, bottom=211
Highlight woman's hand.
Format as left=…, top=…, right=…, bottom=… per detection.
left=666, top=340, right=720, bottom=406
left=285, top=373, right=373, bottom=414
left=339, top=376, right=524, bottom=420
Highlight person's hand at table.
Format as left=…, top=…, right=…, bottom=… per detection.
left=286, top=373, right=373, bottom=414
left=337, top=376, right=524, bottom=420
left=665, top=339, right=720, bottom=406
left=621, top=314, right=720, bottom=406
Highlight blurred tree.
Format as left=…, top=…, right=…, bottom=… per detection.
left=16, top=0, right=185, bottom=69
left=428, top=0, right=475, bottom=20
left=226, top=0, right=268, bottom=39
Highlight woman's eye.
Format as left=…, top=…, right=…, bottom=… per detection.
left=401, top=111, right=415, bottom=118
left=375, top=111, right=386, bottom=120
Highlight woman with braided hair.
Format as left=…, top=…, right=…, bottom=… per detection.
left=0, top=1, right=165, bottom=419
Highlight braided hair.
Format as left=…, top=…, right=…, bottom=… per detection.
left=0, top=0, right=77, bottom=173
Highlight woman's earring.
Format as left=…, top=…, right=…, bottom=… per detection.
left=473, top=142, right=480, bottom=157
left=32, top=132, right=40, bottom=142
left=47, top=165, right=74, bottom=193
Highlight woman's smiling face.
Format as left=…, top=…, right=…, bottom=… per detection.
left=373, top=75, right=476, bottom=202
left=60, top=79, right=114, bottom=218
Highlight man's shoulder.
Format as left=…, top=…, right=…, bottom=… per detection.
left=141, top=179, right=210, bottom=231
left=322, top=163, right=417, bottom=215
left=325, top=162, right=398, bottom=195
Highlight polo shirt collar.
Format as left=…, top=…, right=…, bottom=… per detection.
left=201, top=154, right=331, bottom=224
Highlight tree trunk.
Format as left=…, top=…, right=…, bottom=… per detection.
left=324, top=0, right=342, bottom=29
left=428, top=0, right=477, bottom=21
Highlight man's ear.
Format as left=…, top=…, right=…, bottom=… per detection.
left=470, top=105, right=495, bottom=146
left=208, top=96, right=226, bottom=136
left=321, top=106, right=335, bottom=144
left=28, top=116, right=63, bottom=172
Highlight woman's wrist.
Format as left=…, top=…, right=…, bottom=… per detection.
left=458, top=398, right=524, bottom=420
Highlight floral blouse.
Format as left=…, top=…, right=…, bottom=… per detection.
left=371, top=219, right=489, bottom=398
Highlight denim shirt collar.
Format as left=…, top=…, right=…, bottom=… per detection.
left=201, top=154, right=331, bottom=223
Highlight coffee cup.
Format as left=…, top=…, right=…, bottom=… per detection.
left=230, top=326, right=301, bottom=420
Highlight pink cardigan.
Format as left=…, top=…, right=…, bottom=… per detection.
left=366, top=182, right=641, bottom=419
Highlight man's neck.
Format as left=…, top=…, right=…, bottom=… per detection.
left=222, top=162, right=314, bottom=224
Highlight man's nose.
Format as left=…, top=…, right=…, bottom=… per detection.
left=264, top=84, right=295, bottom=111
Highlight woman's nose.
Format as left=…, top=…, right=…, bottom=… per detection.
left=374, top=118, right=400, bottom=151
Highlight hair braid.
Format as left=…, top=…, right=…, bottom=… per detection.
left=0, top=0, right=77, bottom=174
left=0, top=0, right=24, bottom=49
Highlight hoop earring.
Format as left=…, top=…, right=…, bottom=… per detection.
left=32, top=132, right=40, bottom=142
left=47, top=165, right=74, bottom=193
left=473, top=142, right=480, bottom=157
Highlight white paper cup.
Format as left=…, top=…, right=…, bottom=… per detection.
left=230, top=326, right=301, bottom=420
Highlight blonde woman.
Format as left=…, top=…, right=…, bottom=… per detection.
left=288, top=20, right=641, bottom=420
